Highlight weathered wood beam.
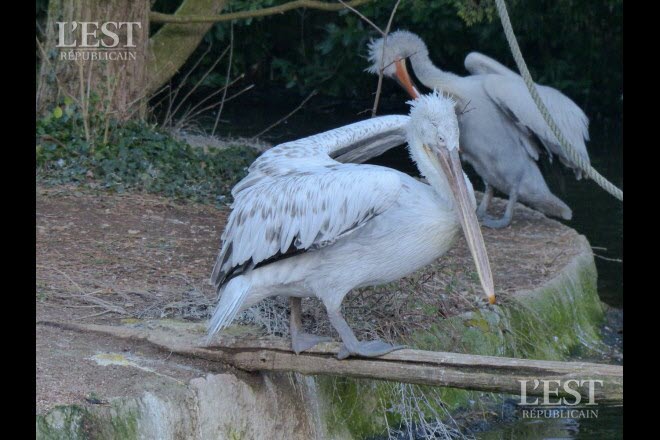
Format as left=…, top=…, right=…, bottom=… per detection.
left=38, top=321, right=623, bottom=404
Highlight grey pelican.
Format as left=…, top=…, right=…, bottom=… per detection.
left=207, top=92, right=495, bottom=359
left=368, top=30, right=591, bottom=228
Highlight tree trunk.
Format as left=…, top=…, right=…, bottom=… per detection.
left=35, top=0, right=367, bottom=123
left=146, top=0, right=228, bottom=96
left=36, top=0, right=150, bottom=121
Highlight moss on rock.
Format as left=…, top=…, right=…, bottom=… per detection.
left=316, top=240, right=605, bottom=438
left=36, top=203, right=605, bottom=440
left=36, top=402, right=139, bottom=440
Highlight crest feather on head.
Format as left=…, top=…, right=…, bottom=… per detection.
left=366, top=30, right=428, bottom=75
left=406, top=90, right=460, bottom=150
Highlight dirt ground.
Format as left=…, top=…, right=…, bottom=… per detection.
left=36, top=184, right=584, bottom=413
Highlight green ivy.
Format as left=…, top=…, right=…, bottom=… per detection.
left=36, top=102, right=260, bottom=204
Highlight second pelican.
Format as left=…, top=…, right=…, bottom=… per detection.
left=368, top=30, right=591, bottom=228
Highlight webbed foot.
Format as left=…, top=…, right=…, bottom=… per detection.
left=480, top=214, right=512, bottom=229
left=291, top=332, right=333, bottom=354
left=337, top=340, right=406, bottom=360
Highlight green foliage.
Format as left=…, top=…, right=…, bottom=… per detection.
left=36, top=101, right=260, bottom=204
left=453, top=0, right=496, bottom=26
left=153, top=0, right=621, bottom=119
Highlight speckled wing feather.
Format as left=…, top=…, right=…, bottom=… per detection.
left=210, top=115, right=409, bottom=289
left=481, top=75, right=590, bottom=178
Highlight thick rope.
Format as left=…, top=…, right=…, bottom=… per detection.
left=494, top=0, right=623, bottom=201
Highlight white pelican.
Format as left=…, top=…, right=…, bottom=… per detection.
left=207, top=92, right=495, bottom=359
left=368, top=30, right=591, bottom=228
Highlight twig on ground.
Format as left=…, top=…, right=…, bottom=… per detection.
left=39, top=135, right=69, bottom=150
left=593, top=253, right=623, bottom=263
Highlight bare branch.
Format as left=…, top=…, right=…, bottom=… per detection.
left=150, top=0, right=373, bottom=24
left=177, top=73, right=246, bottom=123
left=457, top=99, right=475, bottom=116
left=253, top=89, right=319, bottom=139
left=165, top=45, right=230, bottom=127
left=182, top=84, right=255, bottom=122
left=338, top=0, right=383, bottom=35
left=372, top=0, right=401, bottom=117
left=212, top=21, right=235, bottom=136
left=169, top=40, right=215, bottom=113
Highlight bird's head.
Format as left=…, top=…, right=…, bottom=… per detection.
left=367, top=30, right=427, bottom=98
left=406, top=91, right=460, bottom=154
left=405, top=91, right=496, bottom=305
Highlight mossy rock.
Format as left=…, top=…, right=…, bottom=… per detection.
left=36, top=402, right=138, bottom=440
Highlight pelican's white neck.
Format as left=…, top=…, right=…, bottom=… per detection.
left=409, top=52, right=462, bottom=100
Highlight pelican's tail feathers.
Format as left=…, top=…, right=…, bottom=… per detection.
left=531, top=193, right=572, bottom=221
left=205, top=276, right=252, bottom=345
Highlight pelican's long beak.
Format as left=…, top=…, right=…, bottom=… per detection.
left=394, top=59, right=420, bottom=100
left=433, top=145, right=496, bottom=305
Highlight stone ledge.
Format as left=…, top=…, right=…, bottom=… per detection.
left=36, top=187, right=604, bottom=439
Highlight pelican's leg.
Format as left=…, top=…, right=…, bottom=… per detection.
left=324, top=303, right=406, bottom=360
left=289, top=297, right=332, bottom=354
left=481, top=185, right=518, bottom=229
left=476, top=181, right=493, bottom=220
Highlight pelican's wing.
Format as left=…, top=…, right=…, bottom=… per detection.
left=211, top=115, right=410, bottom=288
left=211, top=164, right=402, bottom=288
left=464, top=52, right=518, bottom=77
left=482, top=75, right=590, bottom=178
left=231, top=115, right=409, bottom=195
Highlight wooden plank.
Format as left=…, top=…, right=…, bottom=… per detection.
left=38, top=320, right=623, bottom=404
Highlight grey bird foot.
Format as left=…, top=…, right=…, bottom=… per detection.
left=337, top=340, right=407, bottom=360
left=291, top=333, right=333, bottom=354
left=480, top=214, right=512, bottom=229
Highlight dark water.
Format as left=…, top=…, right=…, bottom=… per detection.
left=543, top=126, right=623, bottom=308
left=474, top=404, right=623, bottom=440
left=204, top=92, right=623, bottom=439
